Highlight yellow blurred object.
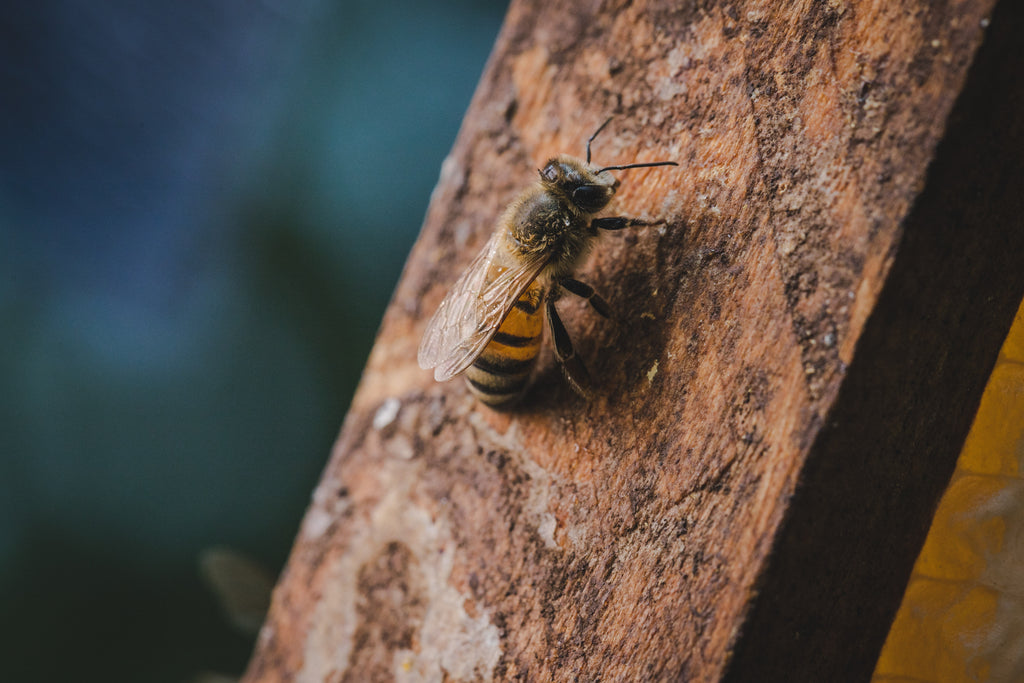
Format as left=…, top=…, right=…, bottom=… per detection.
left=913, top=475, right=1009, bottom=583
left=872, top=297, right=1024, bottom=683
left=199, top=546, right=275, bottom=637
left=958, top=364, right=1024, bottom=477
left=999, top=306, right=1024, bottom=363
left=874, top=579, right=996, bottom=682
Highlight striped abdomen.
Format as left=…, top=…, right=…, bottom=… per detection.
left=466, top=282, right=543, bottom=407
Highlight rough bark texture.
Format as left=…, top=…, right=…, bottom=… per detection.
left=245, top=1, right=1023, bottom=681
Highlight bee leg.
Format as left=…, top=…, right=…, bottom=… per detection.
left=545, top=297, right=592, bottom=398
left=589, top=216, right=663, bottom=232
left=559, top=277, right=612, bottom=318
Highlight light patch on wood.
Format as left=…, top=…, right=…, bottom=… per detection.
left=300, top=504, right=334, bottom=542
left=537, top=514, right=558, bottom=549
left=300, top=437, right=501, bottom=682
left=373, top=397, right=401, bottom=431
left=469, top=411, right=576, bottom=551
left=647, top=359, right=659, bottom=384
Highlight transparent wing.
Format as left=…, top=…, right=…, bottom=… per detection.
left=418, top=230, right=549, bottom=381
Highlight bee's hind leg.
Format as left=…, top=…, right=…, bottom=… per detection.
left=559, top=277, right=612, bottom=318
left=545, top=297, right=592, bottom=398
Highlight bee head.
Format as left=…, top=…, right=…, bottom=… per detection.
left=539, top=156, right=619, bottom=215
left=538, top=118, right=678, bottom=215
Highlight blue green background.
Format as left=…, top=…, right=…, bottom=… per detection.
left=0, top=1, right=506, bottom=680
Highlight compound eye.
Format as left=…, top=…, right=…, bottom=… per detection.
left=540, top=163, right=559, bottom=182
left=571, top=184, right=608, bottom=212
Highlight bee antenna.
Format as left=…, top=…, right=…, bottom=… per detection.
left=586, top=117, right=615, bottom=165
left=597, top=160, right=679, bottom=173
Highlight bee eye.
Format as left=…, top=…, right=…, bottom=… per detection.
left=571, top=184, right=608, bottom=212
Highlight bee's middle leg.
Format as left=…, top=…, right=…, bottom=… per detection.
left=545, top=297, right=591, bottom=398
left=559, top=277, right=612, bottom=318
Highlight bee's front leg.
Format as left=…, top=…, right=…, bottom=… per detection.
left=545, top=296, right=592, bottom=398
left=589, top=216, right=662, bottom=232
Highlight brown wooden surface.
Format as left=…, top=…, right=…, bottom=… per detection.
left=725, top=1, right=1024, bottom=679
left=244, top=1, right=1022, bottom=681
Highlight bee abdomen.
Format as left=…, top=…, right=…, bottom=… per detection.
left=466, top=289, right=543, bottom=407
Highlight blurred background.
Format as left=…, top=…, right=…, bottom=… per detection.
left=0, top=1, right=507, bottom=680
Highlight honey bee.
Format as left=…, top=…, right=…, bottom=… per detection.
left=418, top=118, right=676, bottom=407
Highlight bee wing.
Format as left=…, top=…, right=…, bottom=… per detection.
left=418, top=231, right=548, bottom=382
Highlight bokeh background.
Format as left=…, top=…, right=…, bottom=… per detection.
left=0, top=1, right=507, bottom=680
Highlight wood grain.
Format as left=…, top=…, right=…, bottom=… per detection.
left=244, top=1, right=1023, bottom=680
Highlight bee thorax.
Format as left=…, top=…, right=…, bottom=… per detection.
left=508, top=187, right=590, bottom=253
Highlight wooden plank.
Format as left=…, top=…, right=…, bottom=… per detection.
left=726, top=2, right=1024, bottom=679
left=244, top=1, right=1022, bottom=680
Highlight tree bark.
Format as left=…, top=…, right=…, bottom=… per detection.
left=245, top=1, right=1024, bottom=681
